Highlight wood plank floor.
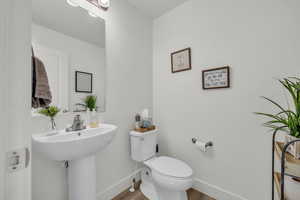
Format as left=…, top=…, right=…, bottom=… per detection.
left=112, top=188, right=215, bottom=200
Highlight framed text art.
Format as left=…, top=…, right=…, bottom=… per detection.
left=202, top=66, right=230, bottom=89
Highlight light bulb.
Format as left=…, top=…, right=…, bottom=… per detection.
left=98, top=0, right=110, bottom=8
left=67, top=0, right=79, bottom=7
left=88, top=10, right=98, bottom=18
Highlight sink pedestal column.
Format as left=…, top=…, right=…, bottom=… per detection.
left=68, top=155, right=96, bottom=200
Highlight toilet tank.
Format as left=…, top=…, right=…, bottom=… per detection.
left=130, top=129, right=158, bottom=162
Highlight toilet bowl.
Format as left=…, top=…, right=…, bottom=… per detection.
left=141, top=156, right=193, bottom=200
left=130, top=129, right=193, bottom=200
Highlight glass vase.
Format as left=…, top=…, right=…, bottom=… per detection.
left=50, top=117, right=56, bottom=131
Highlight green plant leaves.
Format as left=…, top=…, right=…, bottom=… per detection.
left=84, top=95, right=97, bottom=111
left=38, top=106, right=60, bottom=118
left=255, top=77, right=300, bottom=138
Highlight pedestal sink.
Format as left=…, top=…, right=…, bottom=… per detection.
left=32, top=124, right=117, bottom=200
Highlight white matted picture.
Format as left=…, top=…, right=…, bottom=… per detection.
left=202, top=66, right=230, bottom=89
left=171, top=48, right=191, bottom=73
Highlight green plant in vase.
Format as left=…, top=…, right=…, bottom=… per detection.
left=255, top=77, right=300, bottom=158
left=82, top=95, right=99, bottom=128
left=84, top=95, right=97, bottom=111
left=38, top=106, right=60, bottom=130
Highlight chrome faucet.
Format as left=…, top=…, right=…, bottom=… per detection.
left=66, top=115, right=86, bottom=132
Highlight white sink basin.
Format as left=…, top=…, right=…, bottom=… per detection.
left=32, top=123, right=117, bottom=161
left=32, top=123, right=117, bottom=200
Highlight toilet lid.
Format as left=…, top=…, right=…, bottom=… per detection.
left=146, top=156, right=193, bottom=178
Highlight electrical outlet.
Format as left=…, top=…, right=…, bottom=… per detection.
left=6, top=148, right=30, bottom=173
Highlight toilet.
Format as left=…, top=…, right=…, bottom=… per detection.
left=130, top=129, right=193, bottom=200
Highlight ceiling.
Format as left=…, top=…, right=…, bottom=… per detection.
left=31, top=0, right=189, bottom=47
left=32, top=0, right=105, bottom=47
left=127, top=0, right=189, bottom=18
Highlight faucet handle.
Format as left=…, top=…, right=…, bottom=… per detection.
left=74, top=114, right=81, bottom=121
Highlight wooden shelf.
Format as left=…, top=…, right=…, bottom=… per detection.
left=274, top=172, right=281, bottom=200
left=274, top=173, right=286, bottom=200
left=275, top=142, right=300, bottom=177
left=134, top=125, right=156, bottom=133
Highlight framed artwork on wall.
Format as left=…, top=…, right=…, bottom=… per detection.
left=202, top=66, right=230, bottom=89
left=171, top=48, right=191, bottom=73
left=75, top=71, right=93, bottom=93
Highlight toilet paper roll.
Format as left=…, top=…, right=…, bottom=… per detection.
left=195, top=140, right=208, bottom=152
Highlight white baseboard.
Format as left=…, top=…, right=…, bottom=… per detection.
left=193, top=178, right=248, bottom=200
left=97, top=171, right=248, bottom=200
left=97, top=169, right=142, bottom=200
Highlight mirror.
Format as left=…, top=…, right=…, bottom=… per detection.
left=31, top=0, right=106, bottom=114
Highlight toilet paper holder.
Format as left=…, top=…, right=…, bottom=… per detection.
left=191, top=138, right=213, bottom=148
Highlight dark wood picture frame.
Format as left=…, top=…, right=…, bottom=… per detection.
left=171, top=48, right=192, bottom=73
left=202, top=66, right=230, bottom=90
left=75, top=71, right=93, bottom=93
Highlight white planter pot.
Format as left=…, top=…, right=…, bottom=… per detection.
left=285, top=177, right=300, bottom=200
left=285, top=135, right=300, bottom=159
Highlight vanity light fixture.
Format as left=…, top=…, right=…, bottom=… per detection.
left=88, top=10, right=98, bottom=18
left=66, top=0, right=79, bottom=7
left=86, top=0, right=110, bottom=18
left=66, top=0, right=110, bottom=18
left=86, top=0, right=110, bottom=10
left=98, top=0, right=110, bottom=8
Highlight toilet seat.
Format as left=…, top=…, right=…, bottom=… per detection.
left=144, top=156, right=193, bottom=178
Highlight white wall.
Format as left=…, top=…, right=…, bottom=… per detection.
left=0, top=0, right=9, bottom=199
left=95, top=0, right=153, bottom=195
left=153, top=0, right=300, bottom=199
left=2, top=0, right=32, bottom=200
left=31, top=0, right=153, bottom=200
left=32, top=23, right=106, bottom=112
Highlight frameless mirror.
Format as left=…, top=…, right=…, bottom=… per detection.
left=31, top=0, right=106, bottom=114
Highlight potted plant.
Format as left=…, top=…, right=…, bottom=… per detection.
left=83, top=95, right=97, bottom=111
left=38, top=106, right=60, bottom=130
left=255, top=77, right=300, bottom=159
left=82, top=95, right=99, bottom=128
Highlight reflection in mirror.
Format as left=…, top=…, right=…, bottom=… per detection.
left=75, top=71, right=93, bottom=93
left=31, top=0, right=106, bottom=115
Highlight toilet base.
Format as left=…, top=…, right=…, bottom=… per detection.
left=140, top=167, right=188, bottom=200
left=140, top=168, right=158, bottom=200
left=155, top=187, right=188, bottom=200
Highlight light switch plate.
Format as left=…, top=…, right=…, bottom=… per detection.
left=6, top=148, right=30, bottom=173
